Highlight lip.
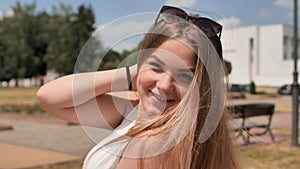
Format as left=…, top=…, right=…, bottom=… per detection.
left=149, top=90, right=176, bottom=103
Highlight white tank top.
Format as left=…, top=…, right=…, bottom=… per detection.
left=83, top=108, right=137, bottom=169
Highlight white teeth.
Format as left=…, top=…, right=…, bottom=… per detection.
left=156, top=95, right=165, bottom=101
left=150, top=90, right=173, bottom=102
left=153, top=93, right=165, bottom=101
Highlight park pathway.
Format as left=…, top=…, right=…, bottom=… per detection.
left=0, top=116, right=111, bottom=169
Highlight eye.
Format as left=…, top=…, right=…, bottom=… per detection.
left=177, top=73, right=193, bottom=83
left=149, top=62, right=163, bottom=72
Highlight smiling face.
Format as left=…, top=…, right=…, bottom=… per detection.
left=136, top=39, right=197, bottom=120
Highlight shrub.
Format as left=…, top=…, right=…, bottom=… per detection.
left=249, top=81, right=256, bottom=94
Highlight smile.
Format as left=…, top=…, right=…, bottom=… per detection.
left=149, top=90, right=176, bottom=103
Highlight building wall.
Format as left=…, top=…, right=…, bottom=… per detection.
left=222, top=24, right=300, bottom=87
left=222, top=25, right=258, bottom=85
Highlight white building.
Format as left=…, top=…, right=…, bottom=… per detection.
left=222, top=24, right=300, bottom=87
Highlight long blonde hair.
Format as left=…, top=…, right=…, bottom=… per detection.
left=120, top=21, right=241, bottom=169
left=87, top=21, right=240, bottom=169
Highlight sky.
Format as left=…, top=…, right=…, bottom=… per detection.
left=0, top=0, right=297, bottom=51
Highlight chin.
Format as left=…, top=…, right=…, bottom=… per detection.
left=137, top=104, right=165, bottom=122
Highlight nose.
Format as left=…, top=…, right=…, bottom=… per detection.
left=156, top=73, right=175, bottom=93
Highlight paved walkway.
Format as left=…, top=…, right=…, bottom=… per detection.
left=0, top=95, right=295, bottom=168
left=0, top=118, right=111, bottom=169
left=0, top=142, right=80, bottom=169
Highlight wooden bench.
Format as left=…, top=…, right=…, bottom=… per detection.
left=0, top=124, right=13, bottom=131
left=228, top=103, right=275, bottom=145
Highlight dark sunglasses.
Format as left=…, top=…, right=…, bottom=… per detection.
left=154, top=5, right=222, bottom=38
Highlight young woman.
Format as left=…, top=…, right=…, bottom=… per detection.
left=37, top=5, right=240, bottom=169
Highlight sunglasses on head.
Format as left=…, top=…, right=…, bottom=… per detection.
left=154, top=5, right=222, bottom=38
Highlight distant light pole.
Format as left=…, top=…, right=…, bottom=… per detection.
left=292, top=0, right=299, bottom=148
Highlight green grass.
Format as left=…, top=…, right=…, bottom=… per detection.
left=255, top=91, right=277, bottom=96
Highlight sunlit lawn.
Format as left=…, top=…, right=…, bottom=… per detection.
left=240, top=140, right=300, bottom=169
left=0, top=87, right=39, bottom=104
left=0, top=87, right=42, bottom=114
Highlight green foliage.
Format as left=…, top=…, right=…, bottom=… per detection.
left=0, top=1, right=53, bottom=85
left=75, top=36, right=103, bottom=72
left=224, top=59, right=232, bottom=75
left=0, top=103, right=44, bottom=114
left=249, top=81, right=256, bottom=94
left=46, top=4, right=96, bottom=75
left=0, top=1, right=98, bottom=84
left=0, top=1, right=146, bottom=82
left=99, top=43, right=140, bottom=70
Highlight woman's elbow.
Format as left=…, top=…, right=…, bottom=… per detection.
left=36, top=86, right=53, bottom=111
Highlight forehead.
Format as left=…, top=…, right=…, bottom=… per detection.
left=150, top=39, right=197, bottom=67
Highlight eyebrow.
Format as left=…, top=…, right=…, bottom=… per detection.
left=151, top=55, right=196, bottom=73
left=178, top=68, right=196, bottom=73
left=151, top=54, right=165, bottom=66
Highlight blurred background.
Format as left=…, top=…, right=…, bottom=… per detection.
left=0, top=0, right=300, bottom=169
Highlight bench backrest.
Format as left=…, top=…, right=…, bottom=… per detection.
left=228, top=105, right=245, bottom=118
left=228, top=103, right=275, bottom=118
left=243, top=103, right=274, bottom=117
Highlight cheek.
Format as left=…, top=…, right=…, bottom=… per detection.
left=136, top=70, right=155, bottom=93
left=177, top=83, right=192, bottom=99
left=178, top=87, right=188, bottom=99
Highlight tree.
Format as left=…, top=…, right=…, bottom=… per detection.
left=0, top=2, right=98, bottom=85
left=33, top=12, right=51, bottom=85
left=0, top=19, right=16, bottom=84
left=45, top=3, right=76, bottom=75
left=46, top=4, right=96, bottom=75
left=75, top=5, right=95, bottom=49
left=75, top=35, right=103, bottom=72
left=99, top=49, right=122, bottom=70
left=0, top=1, right=38, bottom=86
left=6, top=1, right=53, bottom=86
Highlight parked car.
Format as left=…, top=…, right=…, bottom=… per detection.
left=228, top=84, right=247, bottom=99
left=277, top=84, right=292, bottom=95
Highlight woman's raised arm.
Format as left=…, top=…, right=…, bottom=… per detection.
left=36, top=65, right=138, bottom=129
